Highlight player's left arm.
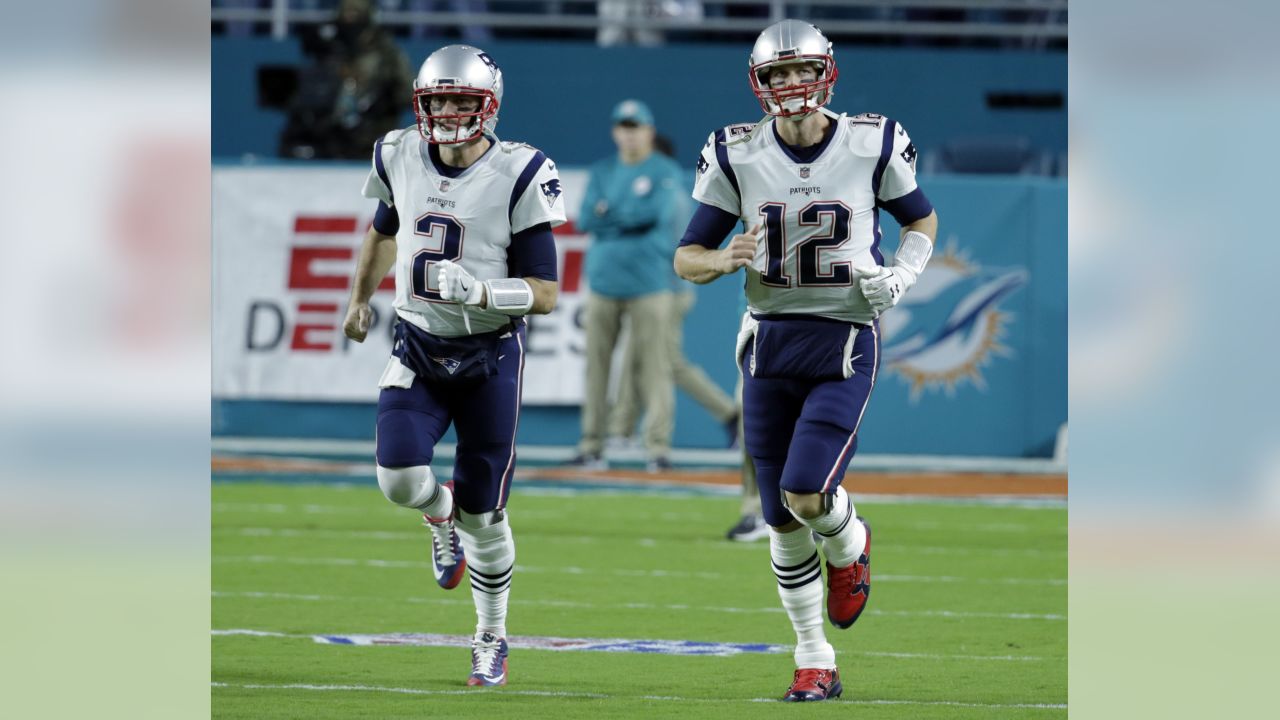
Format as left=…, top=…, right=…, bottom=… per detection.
left=900, top=209, right=937, bottom=244
left=438, top=221, right=560, bottom=315
left=443, top=151, right=566, bottom=315
left=856, top=122, right=939, bottom=312
left=524, top=277, right=558, bottom=314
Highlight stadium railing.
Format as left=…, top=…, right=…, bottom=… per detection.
left=211, top=0, right=1068, bottom=43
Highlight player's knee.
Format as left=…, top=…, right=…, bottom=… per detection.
left=457, top=508, right=504, bottom=529
left=784, top=490, right=825, bottom=520
left=771, top=517, right=805, bottom=533
left=376, top=465, right=434, bottom=508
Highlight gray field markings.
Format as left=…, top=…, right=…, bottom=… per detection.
left=210, top=627, right=1052, bottom=662
left=221, top=525, right=1064, bottom=559
left=213, top=500, right=1063, bottom=530
left=211, top=590, right=1065, bottom=622
left=210, top=681, right=1066, bottom=709
left=212, top=553, right=1066, bottom=586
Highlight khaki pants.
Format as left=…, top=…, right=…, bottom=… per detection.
left=735, top=373, right=761, bottom=517
left=610, top=289, right=738, bottom=439
left=578, top=290, right=674, bottom=458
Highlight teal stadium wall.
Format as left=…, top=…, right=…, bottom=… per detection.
left=213, top=38, right=1067, bottom=167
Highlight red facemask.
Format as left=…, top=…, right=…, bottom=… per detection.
left=413, top=87, right=500, bottom=144
left=748, top=56, right=838, bottom=118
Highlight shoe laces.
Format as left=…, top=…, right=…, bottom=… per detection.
left=829, top=563, right=849, bottom=591
left=828, top=561, right=860, bottom=595
left=423, top=516, right=456, bottom=566
left=472, top=633, right=503, bottom=673
left=791, top=668, right=833, bottom=691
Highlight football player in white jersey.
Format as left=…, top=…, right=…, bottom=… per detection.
left=342, top=44, right=565, bottom=687
left=674, top=20, right=938, bottom=702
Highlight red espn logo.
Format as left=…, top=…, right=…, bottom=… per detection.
left=247, top=215, right=584, bottom=352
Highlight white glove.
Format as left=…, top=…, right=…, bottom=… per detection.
left=436, top=260, right=484, bottom=306
left=854, top=265, right=916, bottom=314
left=854, top=230, right=933, bottom=314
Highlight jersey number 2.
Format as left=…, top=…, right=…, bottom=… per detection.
left=758, top=202, right=853, bottom=287
left=410, top=213, right=465, bottom=302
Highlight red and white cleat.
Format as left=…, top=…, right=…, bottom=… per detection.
left=826, top=516, right=871, bottom=629
left=782, top=667, right=842, bottom=702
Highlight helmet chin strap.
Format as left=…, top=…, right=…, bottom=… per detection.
left=773, top=86, right=833, bottom=120
left=431, top=117, right=483, bottom=144
left=780, top=100, right=827, bottom=122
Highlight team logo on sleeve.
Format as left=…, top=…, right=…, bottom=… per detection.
left=900, top=142, right=918, bottom=173
left=696, top=155, right=709, bottom=179
left=539, top=178, right=562, bottom=208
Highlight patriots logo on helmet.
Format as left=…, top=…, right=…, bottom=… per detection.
left=476, top=52, right=498, bottom=71
left=540, top=178, right=562, bottom=208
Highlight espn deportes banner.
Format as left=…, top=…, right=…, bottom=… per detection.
left=212, top=165, right=592, bottom=404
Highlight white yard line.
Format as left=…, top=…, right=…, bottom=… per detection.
left=212, top=554, right=1066, bottom=586
left=211, top=591, right=1064, bottom=622
left=225, top=526, right=1066, bottom=557
left=210, top=680, right=1066, bottom=709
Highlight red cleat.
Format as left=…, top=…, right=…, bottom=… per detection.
left=782, top=667, right=842, bottom=702
left=826, top=516, right=871, bottom=629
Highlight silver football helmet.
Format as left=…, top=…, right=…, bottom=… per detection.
left=748, top=20, right=837, bottom=118
left=413, top=44, right=504, bottom=144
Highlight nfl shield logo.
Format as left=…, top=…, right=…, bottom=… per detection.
left=439, top=180, right=451, bottom=192
left=799, top=166, right=811, bottom=179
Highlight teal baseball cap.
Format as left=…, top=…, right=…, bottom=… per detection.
left=611, top=99, right=654, bottom=127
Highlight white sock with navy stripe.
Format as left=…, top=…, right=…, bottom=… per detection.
left=456, top=511, right=515, bottom=638
left=769, top=525, right=835, bottom=669
left=803, top=486, right=867, bottom=569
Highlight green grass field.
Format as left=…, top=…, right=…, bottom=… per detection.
left=212, top=482, right=1066, bottom=718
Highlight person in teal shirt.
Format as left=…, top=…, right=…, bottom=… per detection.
left=569, top=99, right=680, bottom=471
left=608, top=136, right=741, bottom=463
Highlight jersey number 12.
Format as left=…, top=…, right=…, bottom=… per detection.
left=758, top=202, right=853, bottom=287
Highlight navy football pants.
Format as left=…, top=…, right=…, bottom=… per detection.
left=741, top=321, right=880, bottom=528
left=375, top=325, right=526, bottom=514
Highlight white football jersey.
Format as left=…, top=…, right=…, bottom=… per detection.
left=693, top=111, right=920, bottom=324
left=363, top=127, right=566, bottom=337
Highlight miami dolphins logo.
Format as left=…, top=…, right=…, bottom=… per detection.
left=879, top=241, right=1027, bottom=400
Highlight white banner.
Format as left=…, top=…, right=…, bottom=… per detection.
left=212, top=165, right=592, bottom=404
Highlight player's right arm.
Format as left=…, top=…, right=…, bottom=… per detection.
left=676, top=129, right=754, bottom=284
left=343, top=224, right=396, bottom=343
left=674, top=222, right=758, bottom=284
left=346, top=137, right=400, bottom=343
